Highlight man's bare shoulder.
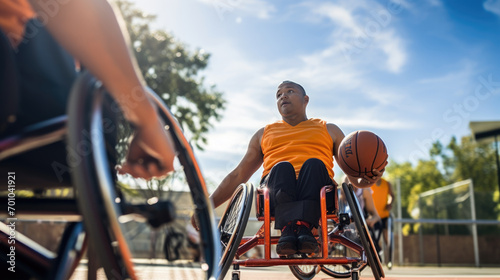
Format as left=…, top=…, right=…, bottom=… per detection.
left=325, top=123, right=343, bottom=135
left=249, top=127, right=266, bottom=146
left=325, top=123, right=346, bottom=154
left=256, top=127, right=265, bottom=135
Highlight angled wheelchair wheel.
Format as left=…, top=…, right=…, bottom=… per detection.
left=342, top=183, right=384, bottom=280
left=217, top=183, right=253, bottom=280
left=68, top=72, right=219, bottom=279
left=321, top=189, right=366, bottom=278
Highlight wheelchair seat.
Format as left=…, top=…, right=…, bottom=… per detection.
left=254, top=184, right=338, bottom=221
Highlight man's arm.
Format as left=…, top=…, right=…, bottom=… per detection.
left=363, top=189, right=381, bottom=228
left=29, top=0, right=175, bottom=179
left=191, top=128, right=263, bottom=230
left=386, top=180, right=395, bottom=211
left=210, top=128, right=264, bottom=208
left=29, top=0, right=150, bottom=123
left=326, top=123, right=384, bottom=188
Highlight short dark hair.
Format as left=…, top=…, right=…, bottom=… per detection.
left=280, top=80, right=306, bottom=96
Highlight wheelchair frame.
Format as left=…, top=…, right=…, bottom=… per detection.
left=218, top=183, right=385, bottom=280
left=0, top=71, right=220, bottom=280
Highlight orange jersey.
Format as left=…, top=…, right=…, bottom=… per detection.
left=0, top=0, right=35, bottom=47
left=371, top=179, right=391, bottom=218
left=261, top=118, right=334, bottom=179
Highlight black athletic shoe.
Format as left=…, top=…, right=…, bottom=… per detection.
left=296, top=225, right=319, bottom=254
left=276, top=224, right=297, bottom=255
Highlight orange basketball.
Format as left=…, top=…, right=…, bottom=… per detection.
left=337, top=130, right=388, bottom=178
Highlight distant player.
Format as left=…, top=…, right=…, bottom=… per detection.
left=370, top=178, right=394, bottom=248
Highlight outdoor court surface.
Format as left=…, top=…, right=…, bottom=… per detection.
left=68, top=259, right=500, bottom=280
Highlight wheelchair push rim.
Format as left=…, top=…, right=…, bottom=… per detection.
left=217, top=183, right=254, bottom=280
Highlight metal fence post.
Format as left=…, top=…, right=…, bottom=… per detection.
left=397, top=178, right=403, bottom=266
left=469, top=179, right=480, bottom=267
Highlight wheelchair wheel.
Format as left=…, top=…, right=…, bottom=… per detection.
left=319, top=243, right=353, bottom=278
left=342, top=183, right=384, bottom=280
left=289, top=265, right=318, bottom=280
left=68, top=72, right=219, bottom=279
left=218, top=183, right=253, bottom=280
left=289, top=254, right=319, bottom=280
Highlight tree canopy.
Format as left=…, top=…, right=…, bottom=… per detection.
left=116, top=0, right=226, bottom=149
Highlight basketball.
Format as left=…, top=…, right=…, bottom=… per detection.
left=337, top=130, right=388, bottom=178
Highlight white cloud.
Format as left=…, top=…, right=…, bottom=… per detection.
left=317, top=4, right=360, bottom=33
left=376, top=31, right=407, bottom=73
left=484, top=0, right=500, bottom=17
left=198, top=0, right=276, bottom=20
left=309, top=1, right=407, bottom=73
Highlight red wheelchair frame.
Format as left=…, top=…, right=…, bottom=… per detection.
left=217, top=183, right=385, bottom=280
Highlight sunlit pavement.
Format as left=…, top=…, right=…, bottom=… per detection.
left=68, top=259, right=500, bottom=280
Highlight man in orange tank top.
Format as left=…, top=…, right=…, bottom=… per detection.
left=205, top=81, right=387, bottom=256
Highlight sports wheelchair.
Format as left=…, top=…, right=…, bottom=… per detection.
left=0, top=29, right=220, bottom=279
left=217, top=182, right=385, bottom=280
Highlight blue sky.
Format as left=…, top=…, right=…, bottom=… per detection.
left=131, top=0, right=500, bottom=189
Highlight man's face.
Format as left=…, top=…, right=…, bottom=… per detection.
left=276, top=83, right=308, bottom=116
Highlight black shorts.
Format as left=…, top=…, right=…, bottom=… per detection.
left=378, top=217, right=389, bottom=230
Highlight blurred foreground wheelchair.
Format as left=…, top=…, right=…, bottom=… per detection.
left=217, top=182, right=385, bottom=280
left=0, top=30, right=220, bottom=280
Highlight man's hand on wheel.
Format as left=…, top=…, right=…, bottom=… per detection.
left=118, top=116, right=176, bottom=180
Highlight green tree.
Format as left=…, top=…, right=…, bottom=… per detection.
left=439, top=136, right=499, bottom=220
left=442, top=136, right=498, bottom=192
left=386, top=158, right=446, bottom=234
left=116, top=0, right=226, bottom=149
